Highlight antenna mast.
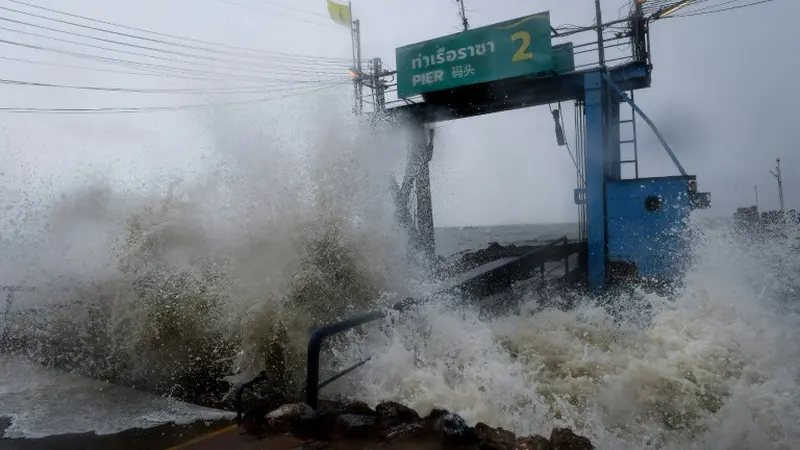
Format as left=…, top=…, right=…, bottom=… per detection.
left=456, top=0, right=469, bottom=31
left=594, top=0, right=605, bottom=67
left=770, top=157, right=786, bottom=214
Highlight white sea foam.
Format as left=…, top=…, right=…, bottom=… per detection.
left=332, top=223, right=800, bottom=449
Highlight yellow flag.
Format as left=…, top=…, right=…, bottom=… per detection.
left=327, top=0, right=351, bottom=28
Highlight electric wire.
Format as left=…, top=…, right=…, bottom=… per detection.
left=0, top=38, right=348, bottom=84
left=642, top=0, right=778, bottom=19
left=5, top=0, right=352, bottom=62
left=248, top=0, right=331, bottom=18
left=0, top=83, right=346, bottom=114
left=0, top=12, right=352, bottom=70
left=673, top=0, right=743, bottom=13
left=0, top=77, right=346, bottom=95
left=670, top=0, right=778, bottom=17
left=216, top=0, right=342, bottom=28
left=0, top=26, right=346, bottom=78
left=0, top=55, right=339, bottom=84
left=215, top=0, right=342, bottom=29
left=0, top=54, right=198, bottom=79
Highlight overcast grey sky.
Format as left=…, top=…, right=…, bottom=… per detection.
left=0, top=0, right=796, bottom=227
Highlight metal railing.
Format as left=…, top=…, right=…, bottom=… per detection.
left=545, top=236, right=571, bottom=279
left=304, top=296, right=418, bottom=409
left=303, top=237, right=583, bottom=409
left=503, top=236, right=582, bottom=294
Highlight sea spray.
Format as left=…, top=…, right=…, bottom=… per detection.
left=0, top=92, right=421, bottom=404
left=331, top=219, right=800, bottom=449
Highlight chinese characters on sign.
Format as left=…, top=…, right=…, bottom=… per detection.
left=395, top=11, right=556, bottom=98
left=451, top=64, right=476, bottom=79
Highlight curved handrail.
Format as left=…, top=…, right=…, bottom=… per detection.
left=303, top=237, right=578, bottom=409
left=304, top=296, right=417, bottom=409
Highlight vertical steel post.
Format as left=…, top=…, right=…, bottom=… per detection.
left=457, top=0, right=469, bottom=31
left=415, top=123, right=435, bottom=260
left=584, top=71, right=608, bottom=291
left=348, top=2, right=358, bottom=114
left=755, top=185, right=759, bottom=213
left=631, top=90, right=640, bottom=179
left=372, top=57, right=386, bottom=112
left=354, top=19, right=363, bottom=114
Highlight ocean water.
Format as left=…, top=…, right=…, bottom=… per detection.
left=435, top=223, right=580, bottom=257
left=1, top=95, right=799, bottom=448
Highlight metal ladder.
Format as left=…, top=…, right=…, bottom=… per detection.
left=618, top=89, right=640, bottom=179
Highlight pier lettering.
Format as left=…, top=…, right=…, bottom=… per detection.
left=412, top=70, right=445, bottom=87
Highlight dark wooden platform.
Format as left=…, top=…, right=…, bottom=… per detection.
left=445, top=237, right=587, bottom=297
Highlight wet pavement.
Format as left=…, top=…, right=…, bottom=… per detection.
left=0, top=418, right=237, bottom=450
left=2, top=418, right=448, bottom=450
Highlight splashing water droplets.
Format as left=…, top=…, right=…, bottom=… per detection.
left=329, top=222, right=800, bottom=449
left=1, top=94, right=799, bottom=448
left=0, top=94, right=414, bottom=411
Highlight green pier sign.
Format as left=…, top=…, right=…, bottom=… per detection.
left=396, top=11, right=555, bottom=98
left=553, top=42, right=575, bottom=74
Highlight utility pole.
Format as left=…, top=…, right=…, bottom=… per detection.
left=371, top=57, right=386, bottom=112
left=348, top=2, right=356, bottom=114
left=770, top=157, right=786, bottom=214
left=354, top=19, right=363, bottom=114
left=754, top=185, right=759, bottom=211
left=456, top=0, right=469, bottom=31
left=347, top=2, right=363, bottom=115
left=631, top=0, right=648, bottom=63
left=594, top=0, right=605, bottom=67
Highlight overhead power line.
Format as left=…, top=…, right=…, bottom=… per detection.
left=669, top=0, right=778, bottom=17
left=0, top=26, right=345, bottom=78
left=0, top=55, right=341, bottom=84
left=0, top=77, right=347, bottom=95
left=0, top=6, right=352, bottom=67
left=644, top=0, right=779, bottom=19
left=674, top=0, right=742, bottom=13
left=0, top=38, right=348, bottom=84
left=0, top=15, right=351, bottom=71
left=215, top=0, right=343, bottom=28
left=0, top=5, right=352, bottom=65
left=0, top=83, right=345, bottom=114
left=248, top=0, right=331, bottom=18
left=5, top=0, right=352, bottom=62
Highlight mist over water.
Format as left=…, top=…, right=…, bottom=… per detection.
left=0, top=91, right=420, bottom=398
left=1, top=90, right=800, bottom=449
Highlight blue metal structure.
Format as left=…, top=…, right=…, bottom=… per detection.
left=606, top=176, right=697, bottom=280
left=582, top=71, right=708, bottom=289
left=384, top=14, right=710, bottom=291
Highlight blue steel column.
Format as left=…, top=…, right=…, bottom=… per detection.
left=583, top=71, right=609, bottom=290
